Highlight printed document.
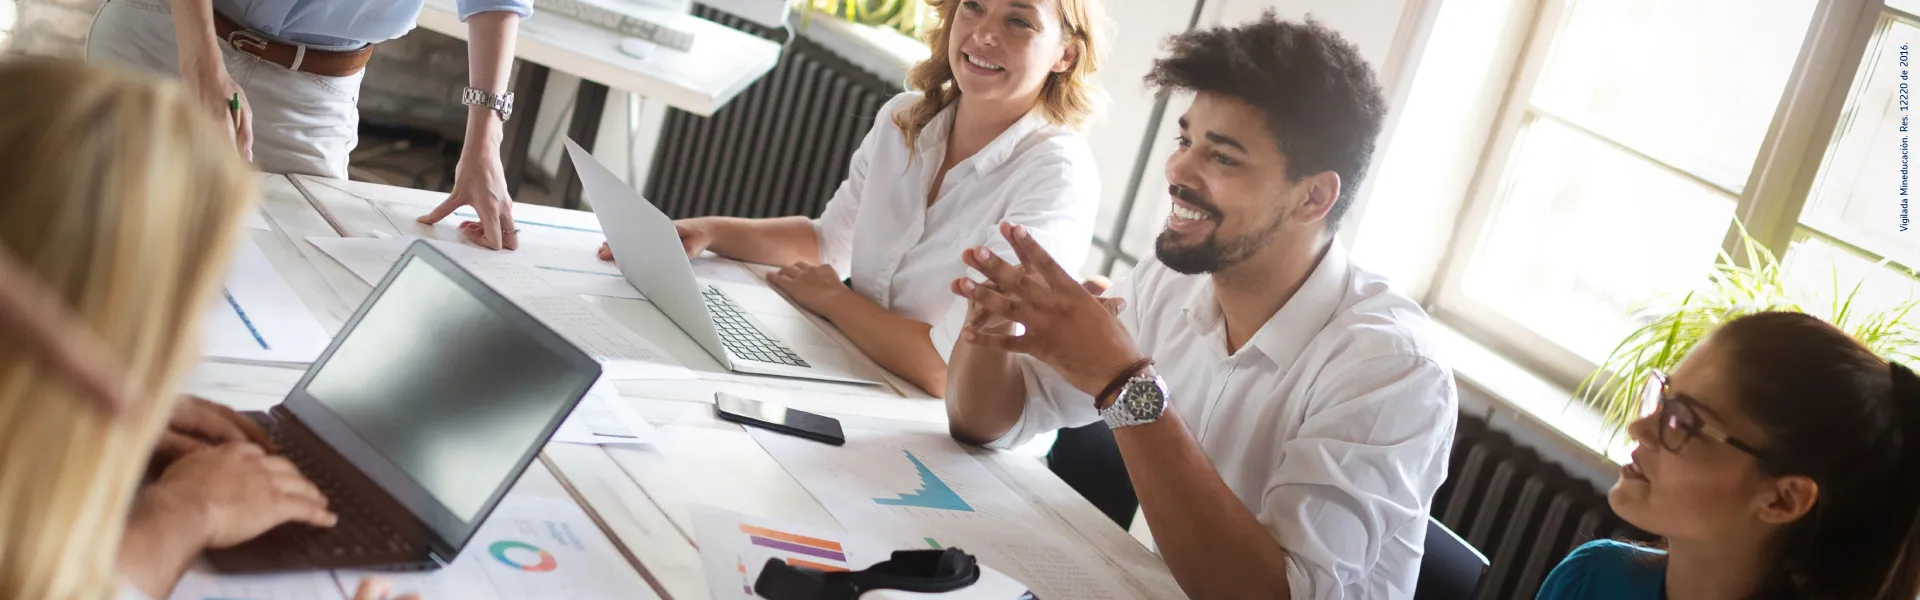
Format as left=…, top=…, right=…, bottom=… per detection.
left=203, top=235, right=331, bottom=366
left=336, top=495, right=648, bottom=600
left=748, top=428, right=1136, bottom=600
left=553, top=384, right=659, bottom=445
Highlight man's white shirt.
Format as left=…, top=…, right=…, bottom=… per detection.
left=991, top=241, right=1457, bottom=599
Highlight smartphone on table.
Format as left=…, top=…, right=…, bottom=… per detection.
left=715, top=392, right=846, bottom=446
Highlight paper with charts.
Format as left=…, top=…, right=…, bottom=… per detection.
left=334, top=495, right=647, bottom=600
left=203, top=234, right=331, bottom=366
left=368, top=198, right=641, bottom=300
left=306, top=236, right=689, bottom=380
left=748, top=428, right=1135, bottom=600
left=690, top=506, right=894, bottom=600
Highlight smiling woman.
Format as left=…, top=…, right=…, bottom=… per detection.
left=605, top=0, right=1109, bottom=397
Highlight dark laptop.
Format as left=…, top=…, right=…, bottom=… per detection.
left=207, top=240, right=602, bottom=573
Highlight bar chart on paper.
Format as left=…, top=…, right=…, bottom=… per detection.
left=746, top=428, right=1036, bottom=526
left=691, top=507, right=889, bottom=600
left=872, top=450, right=974, bottom=512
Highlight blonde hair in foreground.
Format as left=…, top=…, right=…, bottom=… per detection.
left=0, top=59, right=257, bottom=600
left=895, top=0, right=1108, bottom=150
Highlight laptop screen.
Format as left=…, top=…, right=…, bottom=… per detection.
left=298, top=248, right=598, bottom=525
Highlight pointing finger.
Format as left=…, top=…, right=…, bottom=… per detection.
left=417, top=196, right=459, bottom=226
left=1002, top=223, right=1077, bottom=290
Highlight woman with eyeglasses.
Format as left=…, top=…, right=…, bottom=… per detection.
left=0, top=59, right=413, bottom=600
left=1537, top=311, right=1920, bottom=599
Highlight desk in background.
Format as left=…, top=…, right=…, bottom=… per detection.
left=413, top=0, right=782, bottom=208
left=196, top=174, right=1184, bottom=599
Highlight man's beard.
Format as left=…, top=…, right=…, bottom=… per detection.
left=1154, top=187, right=1287, bottom=275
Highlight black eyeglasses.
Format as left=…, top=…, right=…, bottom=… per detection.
left=1639, top=371, right=1783, bottom=469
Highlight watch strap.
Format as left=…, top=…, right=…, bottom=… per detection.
left=1095, top=357, right=1155, bottom=409
left=461, top=87, right=514, bottom=121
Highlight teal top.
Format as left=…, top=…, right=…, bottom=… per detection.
left=1537, top=540, right=1667, bottom=599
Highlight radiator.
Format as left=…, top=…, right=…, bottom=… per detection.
left=643, top=5, right=904, bottom=220
left=1438, top=413, right=1655, bottom=599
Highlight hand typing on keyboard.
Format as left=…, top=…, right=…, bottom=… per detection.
left=151, top=394, right=275, bottom=466
left=137, top=443, right=337, bottom=549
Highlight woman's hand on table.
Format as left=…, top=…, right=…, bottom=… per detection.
left=767, top=261, right=853, bottom=318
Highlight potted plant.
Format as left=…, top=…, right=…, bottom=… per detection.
left=797, top=0, right=932, bottom=38
left=1575, top=224, right=1920, bottom=437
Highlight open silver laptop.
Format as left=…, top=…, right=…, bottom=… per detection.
left=563, top=140, right=885, bottom=386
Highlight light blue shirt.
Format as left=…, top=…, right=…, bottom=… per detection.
left=212, top=0, right=534, bottom=48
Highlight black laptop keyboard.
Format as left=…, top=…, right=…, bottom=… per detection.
left=702, top=286, right=810, bottom=368
left=267, top=426, right=418, bottom=561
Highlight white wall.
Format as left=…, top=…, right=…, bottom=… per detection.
left=1103, top=0, right=1438, bottom=269
left=1078, top=0, right=1205, bottom=274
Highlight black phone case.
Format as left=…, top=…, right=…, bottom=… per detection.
left=717, top=408, right=847, bottom=446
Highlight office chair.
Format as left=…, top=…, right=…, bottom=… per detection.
left=1046, top=420, right=1139, bottom=529
left=1415, top=518, right=1489, bottom=600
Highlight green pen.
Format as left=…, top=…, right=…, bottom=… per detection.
left=228, top=92, right=239, bottom=132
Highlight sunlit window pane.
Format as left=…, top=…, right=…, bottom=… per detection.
left=1781, top=235, right=1920, bottom=360
left=1804, top=16, right=1920, bottom=270
left=1530, top=0, right=1817, bottom=191
left=1782, top=235, right=1918, bottom=314
left=1461, top=119, right=1734, bottom=362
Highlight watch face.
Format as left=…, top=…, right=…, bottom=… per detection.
left=1104, top=376, right=1167, bottom=428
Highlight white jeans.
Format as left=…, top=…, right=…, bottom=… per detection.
left=87, top=0, right=364, bottom=179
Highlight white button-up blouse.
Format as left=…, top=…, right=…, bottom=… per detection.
left=812, top=92, right=1099, bottom=360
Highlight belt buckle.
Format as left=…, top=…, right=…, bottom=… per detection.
left=227, top=30, right=270, bottom=58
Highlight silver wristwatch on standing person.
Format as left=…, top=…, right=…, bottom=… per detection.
left=461, top=87, right=514, bottom=122
left=1101, top=374, right=1169, bottom=429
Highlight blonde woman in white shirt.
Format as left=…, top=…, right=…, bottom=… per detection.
left=0, top=60, right=411, bottom=600
left=600, top=0, right=1106, bottom=396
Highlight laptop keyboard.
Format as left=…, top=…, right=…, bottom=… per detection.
left=701, top=286, right=810, bottom=368
left=267, top=426, right=418, bottom=560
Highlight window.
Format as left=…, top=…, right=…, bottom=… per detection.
left=1417, top=0, right=1920, bottom=385
left=1789, top=3, right=1920, bottom=360
left=1, top=0, right=14, bottom=53
left=1803, top=9, right=1920, bottom=278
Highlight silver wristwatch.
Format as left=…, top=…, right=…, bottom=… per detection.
left=461, top=87, right=515, bottom=122
left=1101, top=374, right=1168, bottom=429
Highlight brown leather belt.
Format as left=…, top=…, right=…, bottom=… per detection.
left=212, top=11, right=374, bottom=77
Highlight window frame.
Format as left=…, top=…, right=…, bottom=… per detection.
left=1423, top=0, right=1888, bottom=391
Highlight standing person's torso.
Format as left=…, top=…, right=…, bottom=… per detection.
left=211, top=0, right=428, bottom=47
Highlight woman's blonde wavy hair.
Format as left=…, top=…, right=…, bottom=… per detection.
left=893, top=0, right=1108, bottom=152
left=0, top=59, right=256, bottom=600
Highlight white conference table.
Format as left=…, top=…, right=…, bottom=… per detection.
left=189, top=173, right=1185, bottom=600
